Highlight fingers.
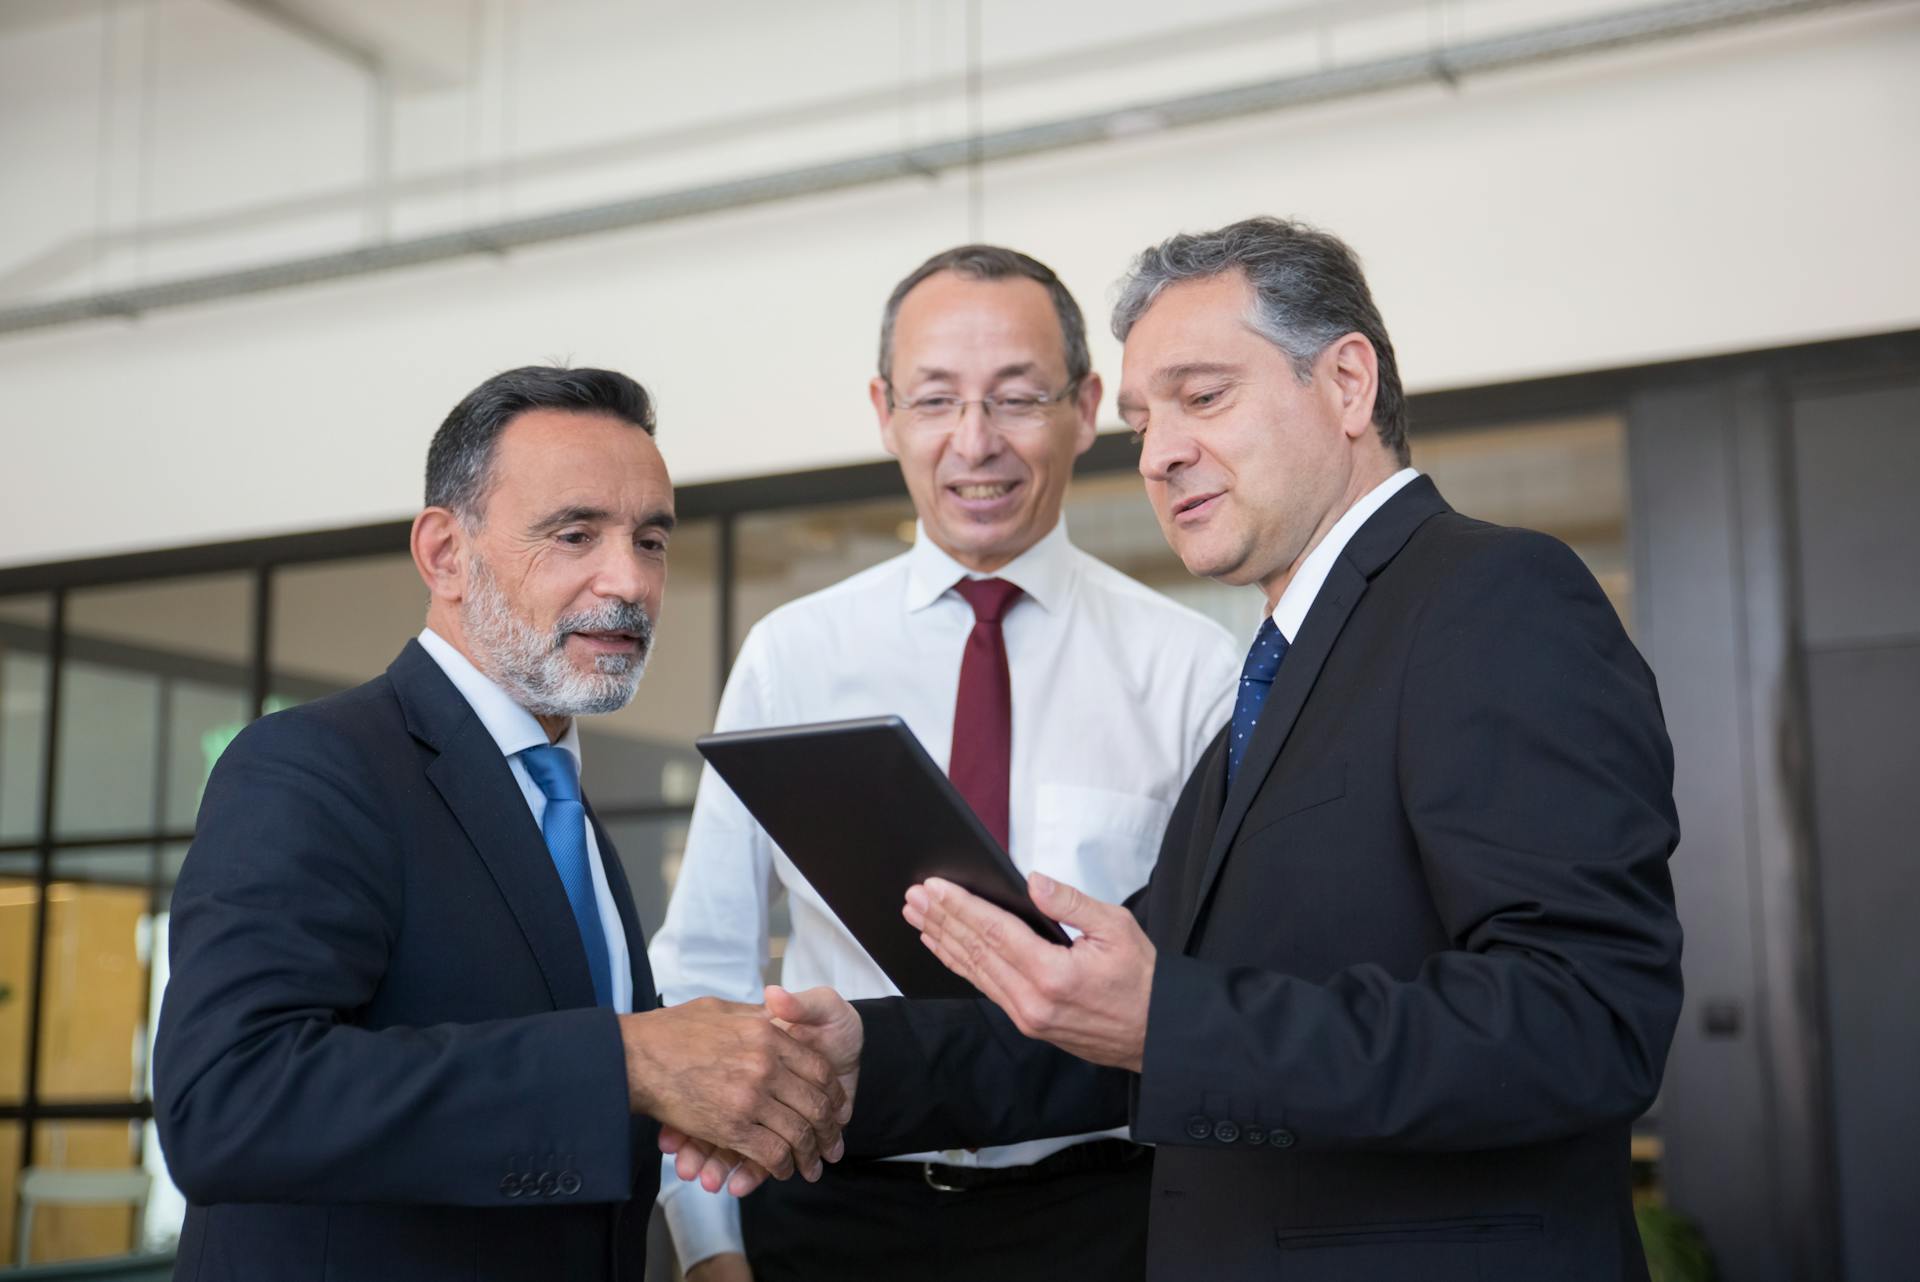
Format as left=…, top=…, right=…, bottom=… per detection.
left=767, top=986, right=862, bottom=1129
left=906, top=879, right=1051, bottom=1016
left=639, top=996, right=853, bottom=1188
left=764, top=1065, right=839, bottom=1177
left=763, top=1027, right=847, bottom=1144
left=722, top=1153, right=772, bottom=1198
left=676, top=1137, right=717, bottom=1184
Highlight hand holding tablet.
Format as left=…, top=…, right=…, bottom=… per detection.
left=695, top=715, right=1070, bottom=999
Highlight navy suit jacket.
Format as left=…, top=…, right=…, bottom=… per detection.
left=848, top=478, right=1684, bottom=1282
left=155, top=640, right=659, bottom=1282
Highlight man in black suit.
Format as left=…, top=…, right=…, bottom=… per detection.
left=675, top=218, right=1683, bottom=1280
left=154, top=366, right=857, bottom=1282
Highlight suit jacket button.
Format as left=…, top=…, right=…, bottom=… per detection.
left=499, top=1174, right=522, bottom=1198
left=1213, top=1120, right=1241, bottom=1143
left=1244, top=1126, right=1266, bottom=1145
left=1185, top=1117, right=1212, bottom=1141
left=1269, top=1129, right=1296, bottom=1149
left=537, top=1171, right=559, bottom=1196
left=558, top=1170, right=582, bottom=1195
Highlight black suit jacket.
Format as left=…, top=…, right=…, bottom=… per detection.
left=849, top=478, right=1683, bottom=1282
left=154, top=640, right=660, bottom=1282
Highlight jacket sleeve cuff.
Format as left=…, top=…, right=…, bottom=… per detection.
left=1133, top=951, right=1298, bottom=1154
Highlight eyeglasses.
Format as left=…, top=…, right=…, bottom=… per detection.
left=887, top=380, right=1079, bottom=429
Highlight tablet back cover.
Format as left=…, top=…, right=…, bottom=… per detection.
left=695, top=715, right=1066, bottom=999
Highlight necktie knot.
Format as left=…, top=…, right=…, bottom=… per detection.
left=1241, top=618, right=1288, bottom=684
left=953, top=577, right=1023, bottom=624
left=519, top=743, right=582, bottom=805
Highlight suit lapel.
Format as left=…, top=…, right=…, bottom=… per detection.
left=1174, top=728, right=1230, bottom=939
left=1180, top=559, right=1369, bottom=949
left=1178, top=477, right=1452, bottom=950
left=390, top=641, right=599, bottom=1010
left=587, top=804, right=656, bottom=1011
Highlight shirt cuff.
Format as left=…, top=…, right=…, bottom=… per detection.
left=656, top=1154, right=745, bottom=1268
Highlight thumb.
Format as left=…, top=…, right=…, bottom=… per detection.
left=1028, top=870, right=1102, bottom=929
left=764, top=983, right=805, bottom=1024
left=766, top=983, right=839, bottom=1026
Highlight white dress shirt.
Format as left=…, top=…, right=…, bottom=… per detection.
left=1270, top=468, right=1421, bottom=642
left=417, top=627, right=634, bottom=1014
left=650, top=519, right=1238, bottom=1266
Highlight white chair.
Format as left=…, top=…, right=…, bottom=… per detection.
left=15, top=1167, right=152, bottom=1267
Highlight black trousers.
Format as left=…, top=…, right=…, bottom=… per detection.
left=740, top=1142, right=1151, bottom=1282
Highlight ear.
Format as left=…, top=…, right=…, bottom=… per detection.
left=1070, top=371, right=1103, bottom=457
left=871, top=376, right=903, bottom=459
left=1323, top=333, right=1380, bottom=443
left=411, top=507, right=468, bottom=605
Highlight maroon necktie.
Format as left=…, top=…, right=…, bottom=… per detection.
left=949, top=578, right=1023, bottom=850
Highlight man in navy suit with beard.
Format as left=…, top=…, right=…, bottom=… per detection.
left=156, top=366, right=859, bottom=1282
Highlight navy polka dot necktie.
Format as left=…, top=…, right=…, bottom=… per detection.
left=1227, top=618, right=1288, bottom=788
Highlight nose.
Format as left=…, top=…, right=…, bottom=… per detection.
left=593, top=541, right=661, bottom=609
left=1138, top=418, right=1197, bottom=484
left=949, top=401, right=1003, bottom=467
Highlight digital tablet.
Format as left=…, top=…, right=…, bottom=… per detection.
left=694, top=715, right=1071, bottom=1000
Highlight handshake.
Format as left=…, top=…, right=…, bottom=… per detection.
left=617, top=985, right=863, bottom=1199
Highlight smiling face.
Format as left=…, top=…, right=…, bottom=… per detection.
left=872, top=271, right=1101, bottom=573
left=415, top=407, right=675, bottom=725
left=1116, top=271, right=1393, bottom=608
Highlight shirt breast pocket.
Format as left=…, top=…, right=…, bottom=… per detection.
left=1032, top=783, right=1173, bottom=904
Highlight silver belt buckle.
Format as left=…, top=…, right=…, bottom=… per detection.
left=922, top=1161, right=967, bottom=1192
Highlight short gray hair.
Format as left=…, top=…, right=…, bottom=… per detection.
left=1112, top=217, right=1408, bottom=463
left=878, top=244, right=1091, bottom=390
left=425, top=365, right=657, bottom=526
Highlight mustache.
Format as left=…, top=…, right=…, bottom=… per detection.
left=553, top=599, right=655, bottom=655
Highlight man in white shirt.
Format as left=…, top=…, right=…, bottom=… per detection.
left=650, top=247, right=1239, bottom=1281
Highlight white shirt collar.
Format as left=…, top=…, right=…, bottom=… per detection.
left=417, top=627, right=583, bottom=769
left=902, top=516, right=1075, bottom=615
left=1270, top=467, right=1421, bottom=643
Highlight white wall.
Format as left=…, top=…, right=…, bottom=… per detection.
left=1, top=0, right=1916, bottom=569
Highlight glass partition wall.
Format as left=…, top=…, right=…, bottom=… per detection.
left=0, top=411, right=1631, bottom=1267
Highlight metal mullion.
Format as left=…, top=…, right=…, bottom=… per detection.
left=42, top=829, right=196, bottom=852
left=16, top=588, right=66, bottom=1210
left=0, top=829, right=196, bottom=859
left=249, top=563, right=272, bottom=721
left=0, top=1100, right=153, bottom=1124
left=716, top=512, right=736, bottom=701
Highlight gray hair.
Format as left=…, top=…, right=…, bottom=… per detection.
left=425, top=365, right=657, bottom=526
left=878, top=244, right=1091, bottom=390
left=1111, top=217, right=1409, bottom=463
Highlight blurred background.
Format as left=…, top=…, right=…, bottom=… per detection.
left=0, top=0, right=1915, bottom=1277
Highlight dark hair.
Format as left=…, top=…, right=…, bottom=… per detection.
left=1112, top=217, right=1409, bottom=464
left=424, top=365, right=657, bottom=524
left=877, top=244, right=1090, bottom=389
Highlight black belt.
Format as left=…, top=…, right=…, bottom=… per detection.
left=854, top=1139, right=1148, bottom=1193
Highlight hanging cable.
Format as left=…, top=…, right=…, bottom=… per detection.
left=965, top=0, right=983, bottom=242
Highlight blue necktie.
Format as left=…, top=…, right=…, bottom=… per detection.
left=519, top=745, right=614, bottom=1008
left=1227, top=618, right=1289, bottom=788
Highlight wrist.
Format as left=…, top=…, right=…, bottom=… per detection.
left=618, top=1011, right=660, bottom=1114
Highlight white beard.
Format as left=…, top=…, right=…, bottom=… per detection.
left=461, top=552, right=650, bottom=718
